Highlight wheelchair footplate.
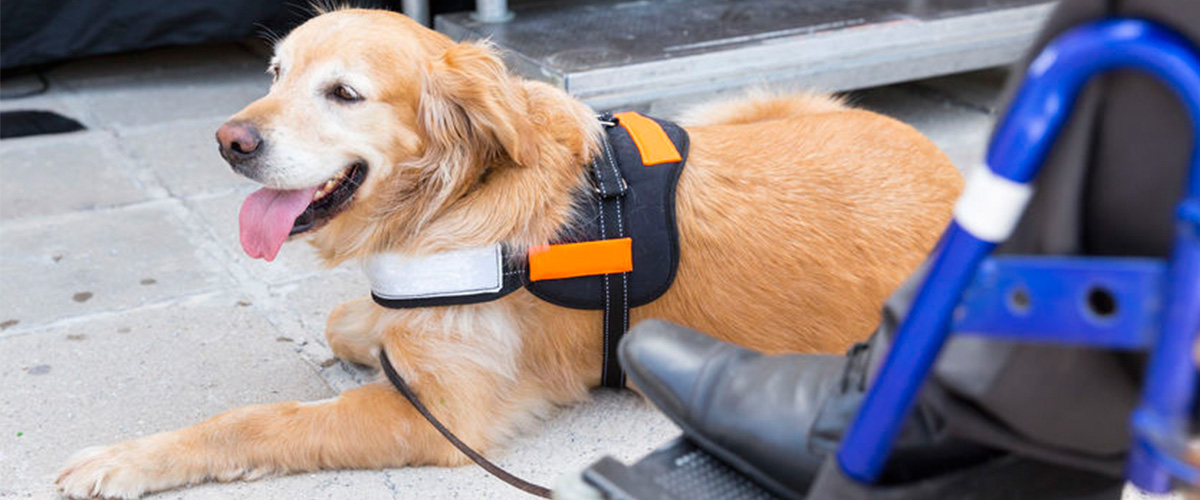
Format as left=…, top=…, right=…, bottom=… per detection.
left=565, top=437, right=1131, bottom=500
left=570, top=437, right=782, bottom=500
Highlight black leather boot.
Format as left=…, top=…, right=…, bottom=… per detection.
left=619, top=319, right=1000, bottom=498
left=619, top=319, right=849, bottom=497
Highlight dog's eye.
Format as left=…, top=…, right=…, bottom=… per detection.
left=328, top=84, right=362, bottom=103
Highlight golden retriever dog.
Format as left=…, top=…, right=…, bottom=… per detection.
left=56, top=8, right=962, bottom=498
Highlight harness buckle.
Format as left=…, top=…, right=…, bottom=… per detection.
left=596, top=112, right=619, bottom=128
left=593, top=177, right=628, bottom=198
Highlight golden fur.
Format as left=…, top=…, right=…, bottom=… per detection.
left=57, top=9, right=962, bottom=498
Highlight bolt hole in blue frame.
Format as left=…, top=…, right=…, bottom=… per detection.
left=835, top=19, right=1200, bottom=493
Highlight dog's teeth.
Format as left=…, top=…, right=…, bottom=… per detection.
left=313, top=190, right=326, bottom=201
left=324, top=180, right=337, bottom=191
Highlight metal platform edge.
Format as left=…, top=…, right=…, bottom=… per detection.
left=437, top=3, right=1054, bottom=111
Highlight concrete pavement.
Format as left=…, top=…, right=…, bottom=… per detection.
left=2, top=41, right=1009, bottom=499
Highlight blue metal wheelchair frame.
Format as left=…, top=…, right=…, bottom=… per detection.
left=835, top=19, right=1200, bottom=493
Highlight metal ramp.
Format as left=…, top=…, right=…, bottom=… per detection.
left=436, top=0, right=1055, bottom=110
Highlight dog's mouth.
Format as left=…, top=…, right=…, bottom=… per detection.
left=289, top=162, right=368, bottom=236
left=238, top=162, right=368, bottom=262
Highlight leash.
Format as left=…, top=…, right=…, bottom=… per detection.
left=379, top=350, right=553, bottom=498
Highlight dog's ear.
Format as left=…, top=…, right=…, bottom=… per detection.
left=419, top=41, right=540, bottom=168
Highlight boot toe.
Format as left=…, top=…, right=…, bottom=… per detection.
left=619, top=319, right=738, bottom=421
left=620, top=320, right=851, bottom=497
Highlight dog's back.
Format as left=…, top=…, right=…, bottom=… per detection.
left=638, top=92, right=963, bottom=353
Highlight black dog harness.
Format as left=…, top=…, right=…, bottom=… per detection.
left=369, top=112, right=689, bottom=388
left=374, top=112, right=688, bottom=498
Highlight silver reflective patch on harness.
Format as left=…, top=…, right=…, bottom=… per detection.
left=364, top=244, right=504, bottom=300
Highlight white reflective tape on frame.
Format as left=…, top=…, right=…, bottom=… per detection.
left=953, top=166, right=1034, bottom=243
left=364, top=244, right=505, bottom=300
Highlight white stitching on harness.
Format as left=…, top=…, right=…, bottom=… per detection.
left=603, top=135, right=629, bottom=381
left=601, top=136, right=622, bottom=196
left=596, top=134, right=627, bottom=385
left=617, top=197, right=628, bottom=335
left=595, top=156, right=609, bottom=198
left=622, top=273, right=629, bottom=332
left=598, top=187, right=610, bottom=384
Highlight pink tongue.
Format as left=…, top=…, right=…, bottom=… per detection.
left=238, top=186, right=319, bottom=261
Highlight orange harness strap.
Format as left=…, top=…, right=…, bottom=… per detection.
left=528, top=238, right=633, bottom=282
left=613, top=111, right=683, bottom=166
left=524, top=113, right=678, bottom=284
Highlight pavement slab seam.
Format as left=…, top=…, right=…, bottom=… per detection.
left=382, top=470, right=402, bottom=500
left=0, top=290, right=229, bottom=340
left=106, top=127, right=176, bottom=200
left=0, top=197, right=179, bottom=231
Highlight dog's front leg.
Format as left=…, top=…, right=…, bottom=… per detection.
left=325, top=296, right=386, bottom=367
left=57, top=368, right=510, bottom=499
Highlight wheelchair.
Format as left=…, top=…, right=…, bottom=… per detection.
left=565, top=1, right=1200, bottom=498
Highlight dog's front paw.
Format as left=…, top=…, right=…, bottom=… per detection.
left=57, top=439, right=179, bottom=500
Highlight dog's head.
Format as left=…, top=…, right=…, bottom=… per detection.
left=217, top=9, right=552, bottom=262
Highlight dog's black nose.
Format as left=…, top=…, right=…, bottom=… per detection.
left=216, top=121, right=263, bottom=161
